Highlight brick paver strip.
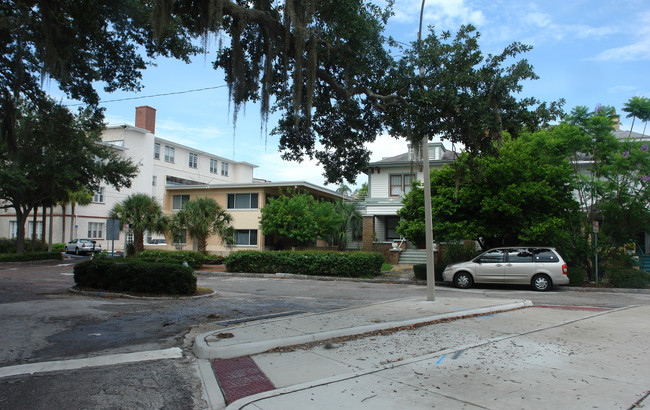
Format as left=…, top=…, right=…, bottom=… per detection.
left=212, top=356, right=275, bottom=404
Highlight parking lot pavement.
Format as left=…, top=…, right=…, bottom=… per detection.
left=224, top=304, right=650, bottom=409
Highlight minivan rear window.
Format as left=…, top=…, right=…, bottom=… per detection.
left=534, top=249, right=559, bottom=262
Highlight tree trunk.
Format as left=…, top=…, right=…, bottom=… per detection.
left=41, top=206, right=47, bottom=251
left=70, top=203, right=76, bottom=241
left=14, top=208, right=28, bottom=254
left=134, top=230, right=145, bottom=254
left=61, top=204, right=66, bottom=243
left=198, top=236, right=207, bottom=253
left=31, top=207, right=38, bottom=250
left=48, top=206, right=53, bottom=252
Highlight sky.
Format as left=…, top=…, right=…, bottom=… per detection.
left=56, top=0, right=649, bottom=190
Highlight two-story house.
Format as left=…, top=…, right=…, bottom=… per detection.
left=359, top=141, right=456, bottom=263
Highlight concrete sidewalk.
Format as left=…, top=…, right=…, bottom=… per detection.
left=194, top=296, right=650, bottom=409
left=194, top=296, right=534, bottom=408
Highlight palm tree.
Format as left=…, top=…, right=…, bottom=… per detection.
left=67, top=189, right=93, bottom=241
left=109, top=193, right=167, bottom=254
left=332, top=200, right=363, bottom=250
left=172, top=197, right=233, bottom=253
left=622, top=96, right=650, bottom=138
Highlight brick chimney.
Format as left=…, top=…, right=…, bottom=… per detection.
left=135, top=105, right=156, bottom=134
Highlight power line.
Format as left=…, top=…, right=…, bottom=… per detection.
left=65, top=85, right=228, bottom=106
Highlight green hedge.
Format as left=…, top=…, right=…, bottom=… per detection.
left=134, top=250, right=205, bottom=269
left=0, top=252, right=63, bottom=262
left=225, top=251, right=384, bottom=277
left=74, top=259, right=196, bottom=295
left=566, top=266, right=586, bottom=286
left=414, top=264, right=446, bottom=281
left=0, top=238, right=64, bottom=253
left=608, top=268, right=650, bottom=289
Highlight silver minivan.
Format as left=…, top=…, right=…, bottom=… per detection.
left=442, top=247, right=568, bottom=291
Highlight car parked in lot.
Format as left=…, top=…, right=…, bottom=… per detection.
left=442, top=247, right=568, bottom=291
left=64, top=239, right=101, bottom=255
left=147, top=238, right=167, bottom=245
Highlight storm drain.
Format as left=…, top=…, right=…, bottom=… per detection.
left=212, top=356, right=275, bottom=404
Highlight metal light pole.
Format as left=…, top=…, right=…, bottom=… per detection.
left=418, top=0, right=435, bottom=301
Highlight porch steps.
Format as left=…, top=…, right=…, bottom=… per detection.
left=398, top=249, right=428, bottom=265
left=639, top=255, right=650, bottom=274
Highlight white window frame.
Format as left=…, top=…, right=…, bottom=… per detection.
left=235, top=229, right=257, bottom=246
left=210, top=158, right=218, bottom=174
left=221, top=162, right=229, bottom=176
left=164, top=145, right=175, bottom=163
left=189, top=152, right=198, bottom=169
left=27, top=221, right=43, bottom=240
left=9, top=221, right=17, bottom=239
left=227, top=193, right=258, bottom=209
left=92, top=187, right=104, bottom=203
left=154, top=142, right=160, bottom=159
left=172, top=194, right=190, bottom=210
left=87, top=222, right=104, bottom=239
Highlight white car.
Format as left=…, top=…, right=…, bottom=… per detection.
left=442, top=247, right=568, bottom=291
left=64, top=239, right=102, bottom=255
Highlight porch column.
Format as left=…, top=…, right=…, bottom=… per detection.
left=362, top=215, right=375, bottom=251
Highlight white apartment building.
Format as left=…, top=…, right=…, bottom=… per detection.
left=0, top=106, right=258, bottom=251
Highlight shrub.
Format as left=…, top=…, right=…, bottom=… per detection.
left=566, top=266, right=586, bottom=286
left=608, top=268, right=650, bottom=289
left=413, top=264, right=446, bottom=281
left=134, top=250, right=205, bottom=269
left=204, top=256, right=226, bottom=265
left=414, top=264, right=426, bottom=280
left=0, top=238, right=56, bottom=253
left=225, top=251, right=384, bottom=277
left=74, top=259, right=196, bottom=295
left=0, top=252, right=63, bottom=262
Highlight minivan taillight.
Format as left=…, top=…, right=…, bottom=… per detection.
left=562, top=264, right=567, bottom=275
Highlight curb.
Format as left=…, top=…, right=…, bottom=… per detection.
left=193, top=300, right=533, bottom=360
left=68, top=287, right=217, bottom=300
left=197, top=271, right=650, bottom=294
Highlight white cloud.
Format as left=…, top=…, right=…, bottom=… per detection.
left=392, top=0, right=485, bottom=29
left=592, top=37, right=650, bottom=61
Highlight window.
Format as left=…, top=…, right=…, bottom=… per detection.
left=221, top=162, right=229, bottom=176
left=9, top=221, right=17, bottom=239
left=154, top=142, right=160, bottom=159
left=87, top=222, right=104, bottom=239
left=235, top=230, right=257, bottom=246
left=477, top=249, right=504, bottom=263
left=27, top=221, right=43, bottom=240
left=386, top=216, right=400, bottom=240
left=92, top=187, right=104, bottom=203
left=390, top=174, right=415, bottom=196
left=188, top=152, right=198, bottom=169
left=152, top=175, right=157, bottom=186
left=172, top=194, right=190, bottom=210
left=534, top=249, right=560, bottom=262
left=390, top=175, right=402, bottom=196
left=227, top=193, right=258, bottom=209
left=164, top=145, right=175, bottom=163
left=507, top=249, right=533, bottom=263
left=210, top=158, right=218, bottom=174
left=404, top=174, right=415, bottom=194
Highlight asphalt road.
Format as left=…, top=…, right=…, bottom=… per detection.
left=0, top=260, right=648, bottom=409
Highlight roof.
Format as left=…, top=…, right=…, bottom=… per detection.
left=365, top=142, right=456, bottom=171
left=166, top=180, right=344, bottom=199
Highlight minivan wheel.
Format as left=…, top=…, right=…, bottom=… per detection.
left=454, top=272, right=473, bottom=289
left=532, top=274, right=552, bottom=292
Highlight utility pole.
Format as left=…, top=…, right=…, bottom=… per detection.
left=418, top=0, right=435, bottom=301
